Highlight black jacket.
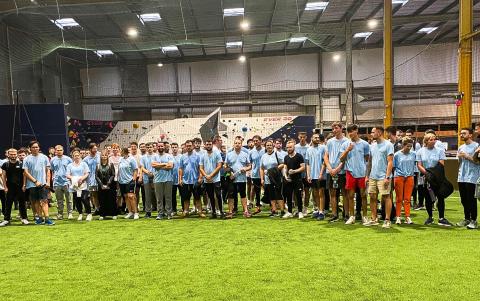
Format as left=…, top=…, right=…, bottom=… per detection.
left=425, top=164, right=454, bottom=199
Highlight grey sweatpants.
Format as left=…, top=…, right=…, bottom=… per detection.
left=154, top=181, right=173, bottom=216
left=55, top=185, right=73, bottom=215
left=143, top=182, right=156, bottom=213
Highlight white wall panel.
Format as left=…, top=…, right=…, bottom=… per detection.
left=353, top=48, right=383, bottom=87
left=83, top=104, right=122, bottom=120
left=322, top=52, right=346, bottom=89
left=80, top=67, right=121, bottom=97
left=251, top=54, right=318, bottom=91
left=148, top=64, right=176, bottom=94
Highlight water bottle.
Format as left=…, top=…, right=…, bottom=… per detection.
left=332, top=175, right=339, bottom=189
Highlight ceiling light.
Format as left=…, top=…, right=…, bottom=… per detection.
left=94, top=50, right=114, bottom=57
left=138, top=13, right=161, bottom=24
left=392, top=0, right=409, bottom=5
left=368, top=19, right=378, bottom=29
left=127, top=28, right=138, bottom=38
left=157, top=63, right=163, bottom=67
left=240, top=20, right=250, bottom=30
left=305, top=2, right=329, bottom=11
left=224, top=8, right=244, bottom=17
left=333, top=54, right=341, bottom=62
left=418, top=27, right=438, bottom=34
left=353, top=32, right=373, bottom=39
left=51, top=18, right=80, bottom=29
left=226, top=41, right=243, bottom=48
left=238, top=55, right=246, bottom=63
left=289, top=36, right=308, bottom=43
left=162, top=45, right=178, bottom=52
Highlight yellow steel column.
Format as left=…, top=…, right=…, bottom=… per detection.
left=458, top=0, right=473, bottom=146
left=383, top=0, right=393, bottom=129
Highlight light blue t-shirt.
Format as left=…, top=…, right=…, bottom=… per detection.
left=260, top=151, right=284, bottom=184
left=50, top=156, right=73, bottom=187
left=416, top=147, right=446, bottom=169
left=23, top=154, right=50, bottom=189
left=393, top=150, right=416, bottom=177
left=153, top=153, right=174, bottom=183
left=200, top=150, right=223, bottom=183
left=275, top=149, right=287, bottom=162
left=66, top=161, right=89, bottom=191
left=340, top=139, right=370, bottom=178
left=118, top=156, right=138, bottom=184
left=226, top=150, right=250, bottom=183
left=179, top=152, right=201, bottom=185
left=327, top=137, right=349, bottom=174
left=248, top=147, right=265, bottom=179
left=83, top=154, right=100, bottom=186
left=140, top=154, right=156, bottom=184
left=172, top=154, right=182, bottom=185
left=369, top=140, right=394, bottom=180
left=295, top=143, right=309, bottom=178
left=305, top=145, right=326, bottom=180
left=458, top=142, right=480, bottom=184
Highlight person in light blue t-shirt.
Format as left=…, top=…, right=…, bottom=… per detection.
left=50, top=145, right=73, bottom=220
left=178, top=140, right=204, bottom=217
left=305, top=133, right=327, bottom=219
left=66, top=149, right=91, bottom=221
left=393, top=138, right=416, bottom=225
left=457, top=128, right=480, bottom=229
left=139, top=143, right=156, bottom=218
left=23, top=141, right=54, bottom=225
left=416, top=132, right=451, bottom=227
left=118, top=147, right=139, bottom=220
left=225, top=138, right=251, bottom=218
left=83, top=143, right=100, bottom=214
left=248, top=135, right=265, bottom=213
left=260, top=140, right=285, bottom=217
left=339, top=124, right=369, bottom=224
left=199, top=139, right=224, bottom=218
left=366, top=126, right=394, bottom=228
left=152, top=142, right=175, bottom=219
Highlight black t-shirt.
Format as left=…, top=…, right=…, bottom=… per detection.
left=283, top=153, right=304, bottom=181
left=2, top=160, right=23, bottom=186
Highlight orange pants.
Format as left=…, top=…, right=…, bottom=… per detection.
left=394, top=176, right=414, bottom=217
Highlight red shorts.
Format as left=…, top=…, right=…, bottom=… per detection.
left=345, top=171, right=366, bottom=190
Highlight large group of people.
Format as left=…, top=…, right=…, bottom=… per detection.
left=1, top=121, right=479, bottom=230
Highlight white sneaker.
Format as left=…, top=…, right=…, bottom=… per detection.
left=124, top=213, right=133, bottom=219
left=98, top=216, right=104, bottom=221
left=395, top=217, right=402, bottom=225
left=298, top=212, right=304, bottom=219
left=77, top=214, right=83, bottom=221
left=282, top=212, right=293, bottom=219
left=0, top=220, right=9, bottom=227
left=67, top=214, right=74, bottom=220
left=133, top=213, right=139, bottom=220
left=382, top=220, right=391, bottom=228
left=302, top=207, right=308, bottom=216
left=405, top=217, right=413, bottom=224
left=112, top=216, right=117, bottom=220
left=86, top=214, right=92, bottom=222
left=362, top=216, right=369, bottom=225
left=364, top=219, right=379, bottom=226
left=345, top=216, right=355, bottom=225
left=21, top=219, right=29, bottom=225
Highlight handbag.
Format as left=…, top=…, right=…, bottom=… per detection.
left=267, top=152, right=282, bottom=186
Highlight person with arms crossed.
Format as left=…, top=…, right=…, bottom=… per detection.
left=178, top=140, right=204, bottom=218
left=152, top=142, right=175, bottom=220
left=199, top=139, right=224, bottom=219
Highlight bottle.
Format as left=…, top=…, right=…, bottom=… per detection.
left=332, top=175, right=339, bottom=189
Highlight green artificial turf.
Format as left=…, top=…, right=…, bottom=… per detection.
left=1, top=191, right=479, bottom=301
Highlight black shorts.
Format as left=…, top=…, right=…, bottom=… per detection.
left=119, top=181, right=136, bottom=195
left=28, top=186, right=48, bottom=201
left=264, top=184, right=282, bottom=201
left=227, top=182, right=247, bottom=199
left=326, top=174, right=346, bottom=190
left=302, top=178, right=311, bottom=188
left=311, top=179, right=326, bottom=189
left=180, top=183, right=202, bottom=201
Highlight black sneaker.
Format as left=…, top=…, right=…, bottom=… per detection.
left=424, top=217, right=434, bottom=225
left=328, top=215, right=339, bottom=223
left=355, top=212, right=362, bottom=221
left=92, top=210, right=100, bottom=216
left=269, top=211, right=276, bottom=218
left=210, top=214, right=217, bottom=219
left=145, top=212, right=152, bottom=218
left=438, top=218, right=452, bottom=227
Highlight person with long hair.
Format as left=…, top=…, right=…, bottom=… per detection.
left=118, top=147, right=139, bottom=219
left=108, top=143, right=123, bottom=213
left=393, top=137, right=416, bottom=225
left=66, top=149, right=92, bottom=221
left=96, top=150, right=117, bottom=220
